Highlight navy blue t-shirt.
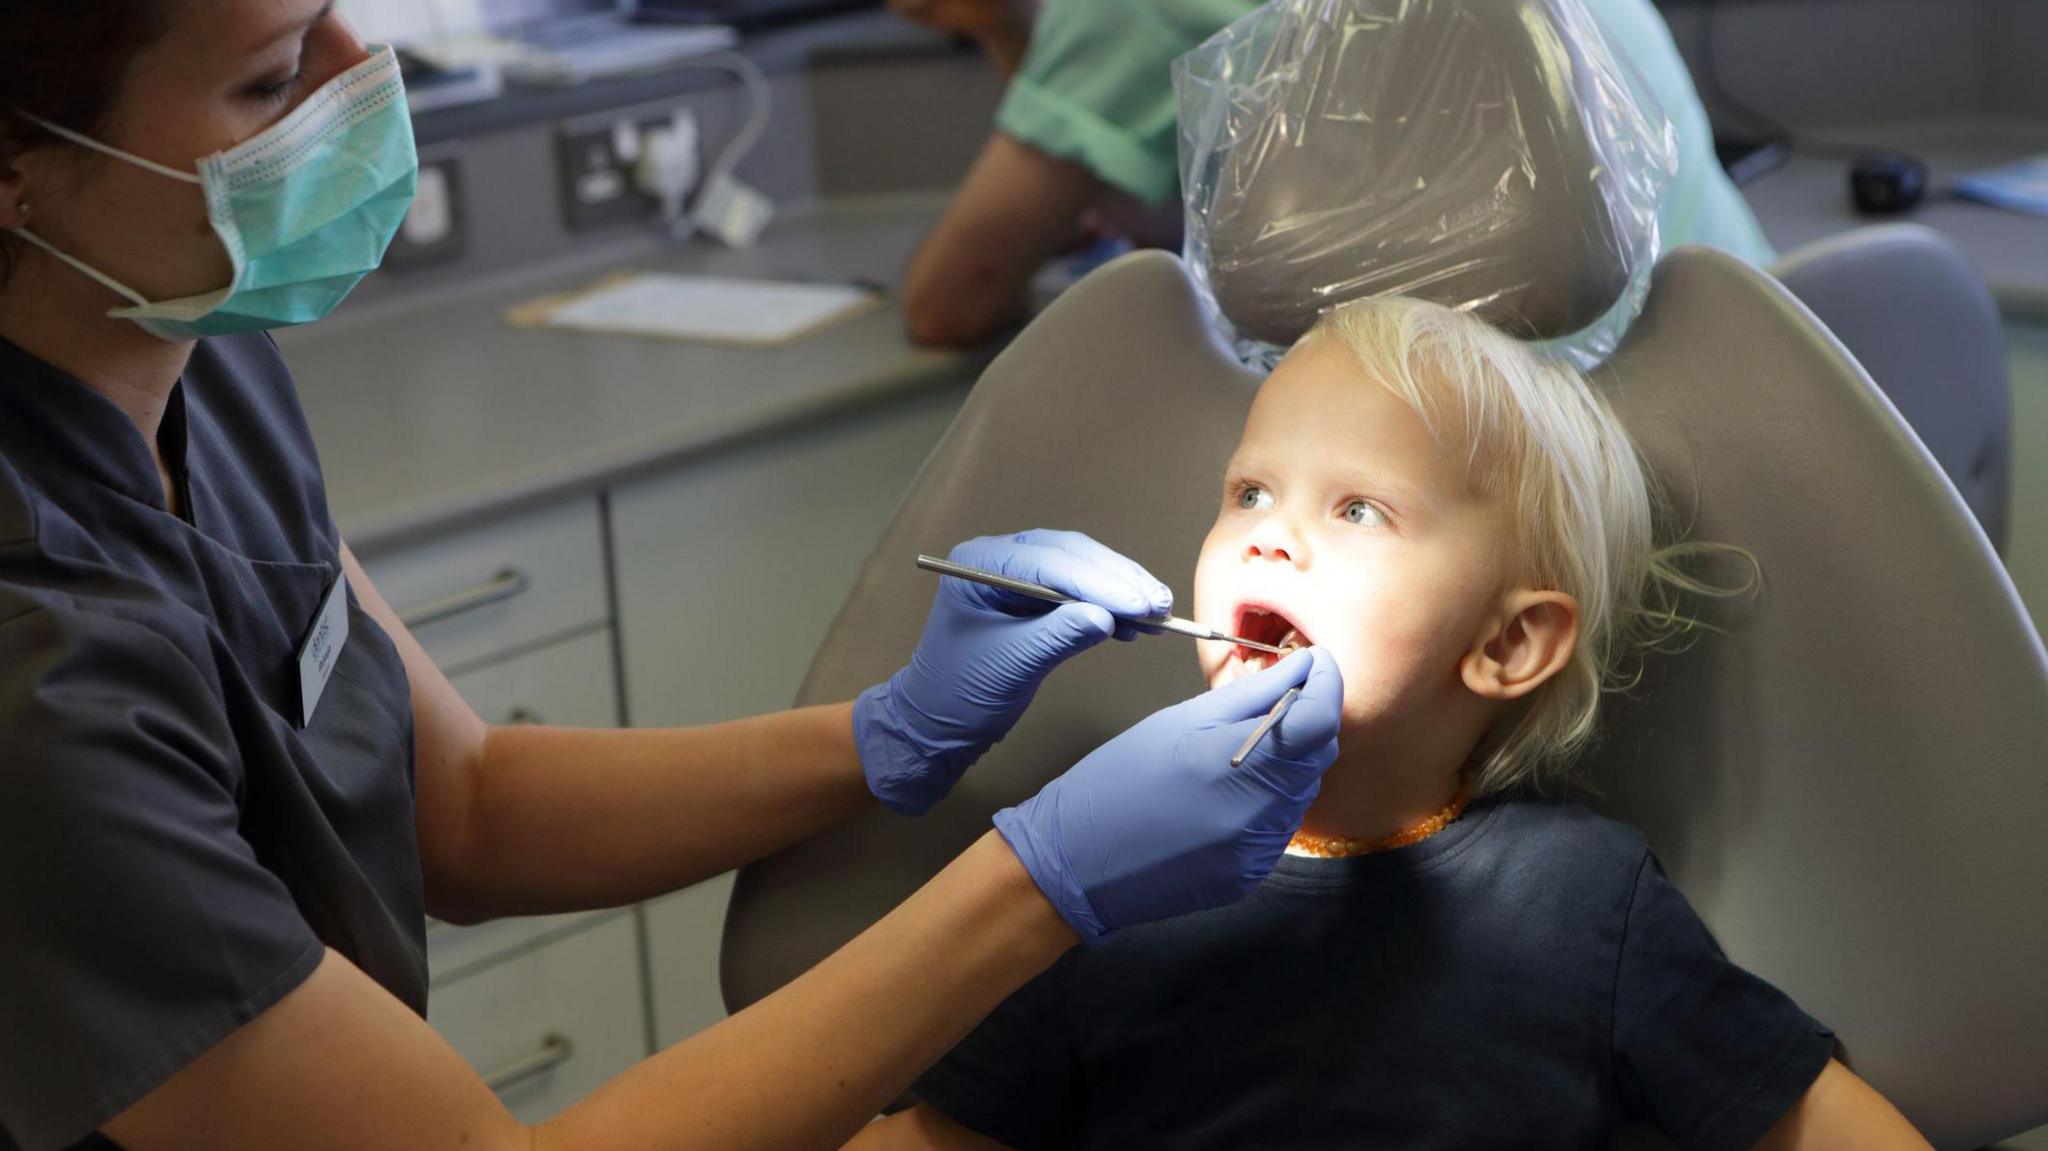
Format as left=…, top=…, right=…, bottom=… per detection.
left=915, top=797, right=1834, bottom=1151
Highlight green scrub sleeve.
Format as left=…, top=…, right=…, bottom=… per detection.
left=1579, top=0, right=1777, bottom=264
left=997, top=0, right=1257, bottom=206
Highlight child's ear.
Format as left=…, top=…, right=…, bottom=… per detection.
left=1460, top=590, right=1580, bottom=701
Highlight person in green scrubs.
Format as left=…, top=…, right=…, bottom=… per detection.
left=893, top=0, right=1776, bottom=348
left=1589, top=0, right=1776, bottom=266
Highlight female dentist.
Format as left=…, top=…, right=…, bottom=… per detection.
left=0, top=5, right=1343, bottom=1150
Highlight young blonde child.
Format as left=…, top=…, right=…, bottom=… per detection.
left=849, top=297, right=1931, bottom=1150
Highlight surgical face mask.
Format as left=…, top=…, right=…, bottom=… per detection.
left=6, top=45, right=417, bottom=341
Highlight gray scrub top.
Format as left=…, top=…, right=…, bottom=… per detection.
left=0, top=333, right=425, bottom=1151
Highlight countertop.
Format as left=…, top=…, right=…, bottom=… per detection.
left=276, top=193, right=983, bottom=554
left=1740, top=119, right=2048, bottom=320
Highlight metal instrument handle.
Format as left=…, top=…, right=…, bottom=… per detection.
left=481, top=1033, right=575, bottom=1093
left=915, top=554, right=1073, bottom=605
left=1231, top=687, right=1302, bottom=768
left=398, top=567, right=531, bottom=630
left=913, top=554, right=1287, bottom=654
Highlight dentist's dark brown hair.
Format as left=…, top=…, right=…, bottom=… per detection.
left=0, top=3, right=173, bottom=284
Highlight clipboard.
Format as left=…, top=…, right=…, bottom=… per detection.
left=507, top=271, right=885, bottom=348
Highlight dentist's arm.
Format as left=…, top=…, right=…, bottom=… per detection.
left=103, top=644, right=1345, bottom=1151
left=357, top=530, right=1172, bottom=924
left=105, top=831, right=1075, bottom=1151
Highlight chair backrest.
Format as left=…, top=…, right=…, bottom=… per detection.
left=723, top=247, right=2048, bottom=1149
left=1771, top=223, right=2011, bottom=552
left=723, top=255, right=1261, bottom=987
left=1585, top=244, right=2048, bottom=1150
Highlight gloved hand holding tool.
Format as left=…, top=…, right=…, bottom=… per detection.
left=856, top=529, right=1172, bottom=815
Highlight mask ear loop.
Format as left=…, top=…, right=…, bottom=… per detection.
left=16, top=114, right=203, bottom=186
left=6, top=219, right=153, bottom=309
left=3, top=116, right=205, bottom=311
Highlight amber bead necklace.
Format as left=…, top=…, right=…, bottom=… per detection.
left=1287, top=780, right=1472, bottom=858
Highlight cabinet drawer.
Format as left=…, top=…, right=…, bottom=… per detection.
left=447, top=627, right=618, bottom=730
left=429, top=629, right=621, bottom=982
left=427, top=913, right=646, bottom=1125
left=361, top=498, right=607, bottom=673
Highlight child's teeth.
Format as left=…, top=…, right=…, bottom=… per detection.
left=1278, top=628, right=1303, bottom=652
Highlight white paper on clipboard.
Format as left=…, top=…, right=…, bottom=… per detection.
left=527, top=272, right=881, bottom=347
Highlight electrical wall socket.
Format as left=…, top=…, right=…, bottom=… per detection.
left=556, top=103, right=701, bottom=231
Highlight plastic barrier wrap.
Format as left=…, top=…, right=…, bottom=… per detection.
left=1175, top=0, right=1678, bottom=367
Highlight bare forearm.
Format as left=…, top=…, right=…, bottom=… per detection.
left=1753, top=1059, right=1932, bottom=1150
left=903, top=133, right=1100, bottom=348
left=102, top=835, right=1071, bottom=1151
left=977, top=21, right=1029, bottom=78
left=536, top=832, right=1076, bottom=1151
left=441, top=702, right=871, bottom=921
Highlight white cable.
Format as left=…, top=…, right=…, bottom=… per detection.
left=681, top=51, right=772, bottom=194
left=636, top=51, right=773, bottom=242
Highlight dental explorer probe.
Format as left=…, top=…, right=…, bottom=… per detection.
left=914, top=554, right=1290, bottom=655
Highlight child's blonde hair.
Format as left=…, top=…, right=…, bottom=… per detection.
left=1298, top=296, right=1749, bottom=796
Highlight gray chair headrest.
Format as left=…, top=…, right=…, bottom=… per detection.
left=1177, top=0, right=1671, bottom=347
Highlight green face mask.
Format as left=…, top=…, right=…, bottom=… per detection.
left=8, top=45, right=417, bottom=341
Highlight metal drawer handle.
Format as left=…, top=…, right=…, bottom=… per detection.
left=482, top=1033, right=575, bottom=1093
left=398, top=568, right=531, bottom=630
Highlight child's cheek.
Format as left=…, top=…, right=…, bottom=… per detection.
left=1331, top=645, right=1401, bottom=729
left=1330, top=613, right=1456, bottom=725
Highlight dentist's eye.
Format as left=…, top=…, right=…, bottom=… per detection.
left=1342, top=499, right=1388, bottom=527
left=1235, top=484, right=1275, bottom=511
left=249, top=68, right=305, bottom=104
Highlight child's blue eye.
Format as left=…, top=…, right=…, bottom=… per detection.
left=1237, top=485, right=1274, bottom=511
left=1342, top=499, right=1388, bottom=527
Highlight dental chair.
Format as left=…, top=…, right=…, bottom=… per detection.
left=720, top=3, right=2048, bottom=1147
left=1770, top=225, right=2013, bottom=552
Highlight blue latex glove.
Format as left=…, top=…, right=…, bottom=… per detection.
left=856, top=530, right=1173, bottom=815
left=995, top=646, right=1343, bottom=943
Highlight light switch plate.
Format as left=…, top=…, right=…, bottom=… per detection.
left=384, top=153, right=466, bottom=268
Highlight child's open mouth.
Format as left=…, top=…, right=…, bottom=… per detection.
left=1230, top=603, right=1308, bottom=672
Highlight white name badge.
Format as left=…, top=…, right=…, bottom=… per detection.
left=296, top=568, right=351, bottom=728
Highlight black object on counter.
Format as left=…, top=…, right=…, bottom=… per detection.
left=1850, top=151, right=1930, bottom=215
